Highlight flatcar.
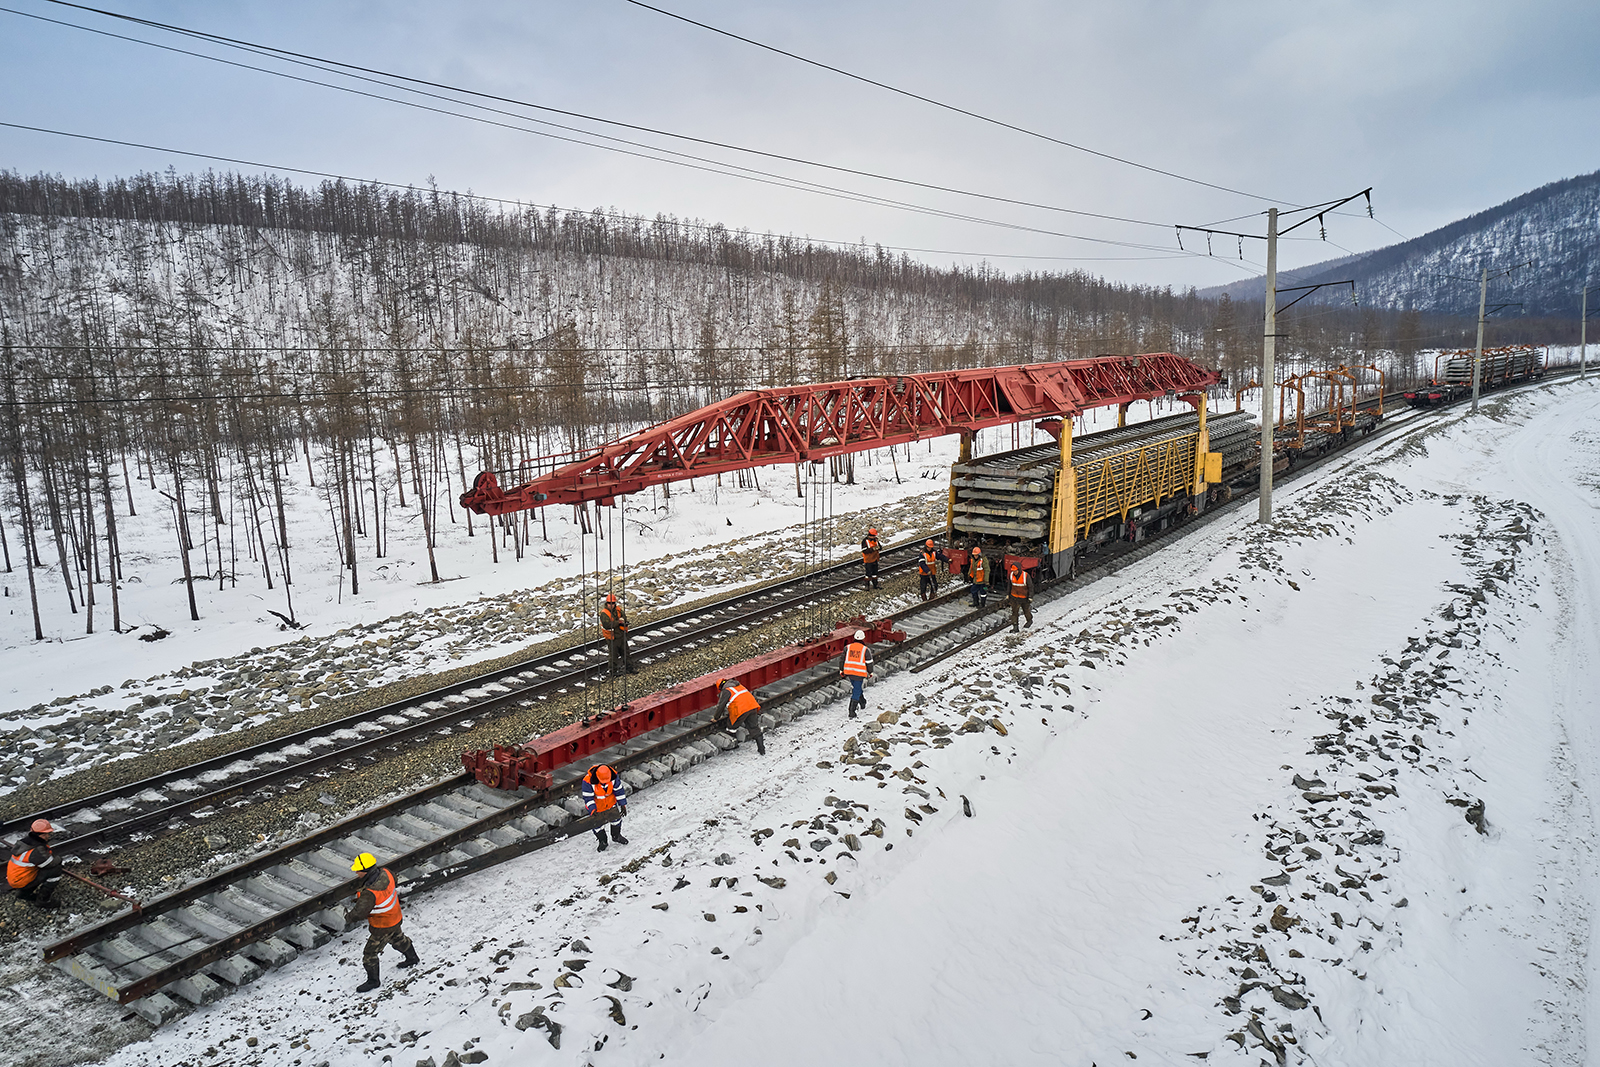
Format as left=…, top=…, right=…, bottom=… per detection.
left=1404, top=345, right=1545, bottom=407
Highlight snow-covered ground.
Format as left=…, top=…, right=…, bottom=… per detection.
left=61, top=374, right=1596, bottom=1065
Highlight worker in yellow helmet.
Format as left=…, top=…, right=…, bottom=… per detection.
left=346, top=852, right=420, bottom=992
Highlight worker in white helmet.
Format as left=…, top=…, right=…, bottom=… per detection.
left=839, top=629, right=875, bottom=718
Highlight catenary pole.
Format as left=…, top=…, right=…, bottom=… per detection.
left=1259, top=207, right=1278, bottom=523
left=1581, top=284, right=1588, bottom=381
left=1470, top=267, right=1489, bottom=412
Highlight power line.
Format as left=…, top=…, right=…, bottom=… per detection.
left=27, top=1, right=1189, bottom=235
left=0, top=122, right=1204, bottom=266
left=621, top=0, right=1291, bottom=204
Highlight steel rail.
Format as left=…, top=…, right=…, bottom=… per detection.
left=4, top=534, right=933, bottom=851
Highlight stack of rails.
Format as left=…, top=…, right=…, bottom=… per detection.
left=949, top=410, right=1257, bottom=546
left=1273, top=404, right=1381, bottom=454
left=1406, top=346, right=1546, bottom=407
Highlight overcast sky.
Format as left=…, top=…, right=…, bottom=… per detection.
left=2, top=0, right=1597, bottom=290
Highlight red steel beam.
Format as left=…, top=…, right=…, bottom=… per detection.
left=462, top=353, right=1219, bottom=515
left=462, top=615, right=905, bottom=792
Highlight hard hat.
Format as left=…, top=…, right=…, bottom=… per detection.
left=972, top=544, right=983, bottom=552
left=605, top=592, right=617, bottom=603
left=593, top=764, right=612, bottom=782
left=854, top=629, right=866, bottom=641
left=351, top=852, right=378, bottom=872
left=925, top=539, right=934, bottom=548
left=31, top=819, right=54, bottom=834
left=867, top=527, right=878, bottom=535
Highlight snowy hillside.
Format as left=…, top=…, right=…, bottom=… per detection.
left=1202, top=169, right=1600, bottom=317
left=56, top=373, right=1600, bottom=1066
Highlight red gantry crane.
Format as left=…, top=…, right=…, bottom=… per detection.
left=460, top=353, right=1222, bottom=514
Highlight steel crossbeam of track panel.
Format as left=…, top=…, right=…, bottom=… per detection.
left=462, top=615, right=905, bottom=792
left=461, top=354, right=1220, bottom=514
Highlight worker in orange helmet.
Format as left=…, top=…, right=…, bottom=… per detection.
left=345, top=851, right=420, bottom=992
left=7, top=818, right=62, bottom=910
left=582, top=763, right=630, bottom=851
left=599, top=591, right=634, bottom=677
left=965, top=544, right=991, bottom=609
left=717, top=678, right=766, bottom=755
left=1007, top=563, right=1034, bottom=632
left=917, top=538, right=949, bottom=601
left=860, top=527, right=882, bottom=590
left=839, top=628, right=875, bottom=718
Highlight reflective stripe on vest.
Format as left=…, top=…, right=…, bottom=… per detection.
left=725, top=683, right=760, bottom=724
left=842, top=642, right=870, bottom=678
left=862, top=538, right=880, bottom=564
left=970, top=557, right=987, bottom=583
left=367, top=868, right=402, bottom=928
left=7, top=848, right=38, bottom=889
left=1010, top=571, right=1028, bottom=597
left=588, top=770, right=618, bottom=813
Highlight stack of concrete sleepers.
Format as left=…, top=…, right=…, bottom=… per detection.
left=951, top=410, right=1257, bottom=544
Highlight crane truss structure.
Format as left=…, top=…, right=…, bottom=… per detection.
left=460, top=353, right=1221, bottom=515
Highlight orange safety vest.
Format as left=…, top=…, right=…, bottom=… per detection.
left=7, top=846, right=41, bottom=889
left=586, top=767, right=620, bottom=813
left=919, top=550, right=938, bottom=575
left=861, top=537, right=881, bottom=564
left=969, top=555, right=988, bottom=584
left=1009, top=569, right=1029, bottom=598
left=842, top=641, right=870, bottom=677
left=600, top=604, right=625, bottom=640
left=724, top=682, right=760, bottom=725
left=365, top=868, right=402, bottom=929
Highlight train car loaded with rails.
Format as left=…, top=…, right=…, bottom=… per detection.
left=1403, top=344, right=1545, bottom=407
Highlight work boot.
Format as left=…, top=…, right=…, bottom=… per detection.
left=596, top=832, right=609, bottom=852
left=357, top=962, right=381, bottom=993
left=610, top=823, right=629, bottom=846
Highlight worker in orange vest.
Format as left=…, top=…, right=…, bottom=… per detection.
left=839, top=628, right=875, bottom=718
left=599, top=592, right=634, bottom=677
left=1007, top=563, right=1034, bottom=632
left=582, top=763, right=630, bottom=852
left=346, top=852, right=420, bottom=992
left=717, top=678, right=766, bottom=755
left=965, top=544, right=990, bottom=609
left=860, top=527, right=882, bottom=589
left=7, top=818, right=61, bottom=910
left=917, top=539, right=949, bottom=601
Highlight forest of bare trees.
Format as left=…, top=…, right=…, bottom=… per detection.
left=0, top=168, right=1454, bottom=643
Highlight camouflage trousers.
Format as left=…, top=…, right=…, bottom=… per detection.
left=362, top=923, right=415, bottom=967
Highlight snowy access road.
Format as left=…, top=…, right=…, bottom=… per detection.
left=79, top=376, right=1598, bottom=1067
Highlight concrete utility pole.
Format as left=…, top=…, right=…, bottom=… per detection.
left=1259, top=207, right=1278, bottom=523
left=1470, top=267, right=1489, bottom=413
left=1582, top=284, right=1589, bottom=381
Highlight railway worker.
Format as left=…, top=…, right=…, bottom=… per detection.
left=861, top=527, right=883, bottom=590
left=965, top=544, right=990, bottom=609
left=1007, top=563, right=1034, bottom=632
left=717, top=677, right=766, bottom=756
left=582, top=763, right=630, bottom=852
left=345, top=852, right=420, bottom=992
left=7, top=818, right=62, bottom=910
left=600, top=592, right=635, bottom=677
left=917, top=539, right=949, bottom=601
left=840, top=629, right=875, bottom=718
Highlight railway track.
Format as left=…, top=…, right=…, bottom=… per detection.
left=1, top=535, right=932, bottom=857
left=35, top=367, right=1587, bottom=1022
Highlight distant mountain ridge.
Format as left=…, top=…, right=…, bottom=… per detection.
left=1199, top=170, right=1600, bottom=317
